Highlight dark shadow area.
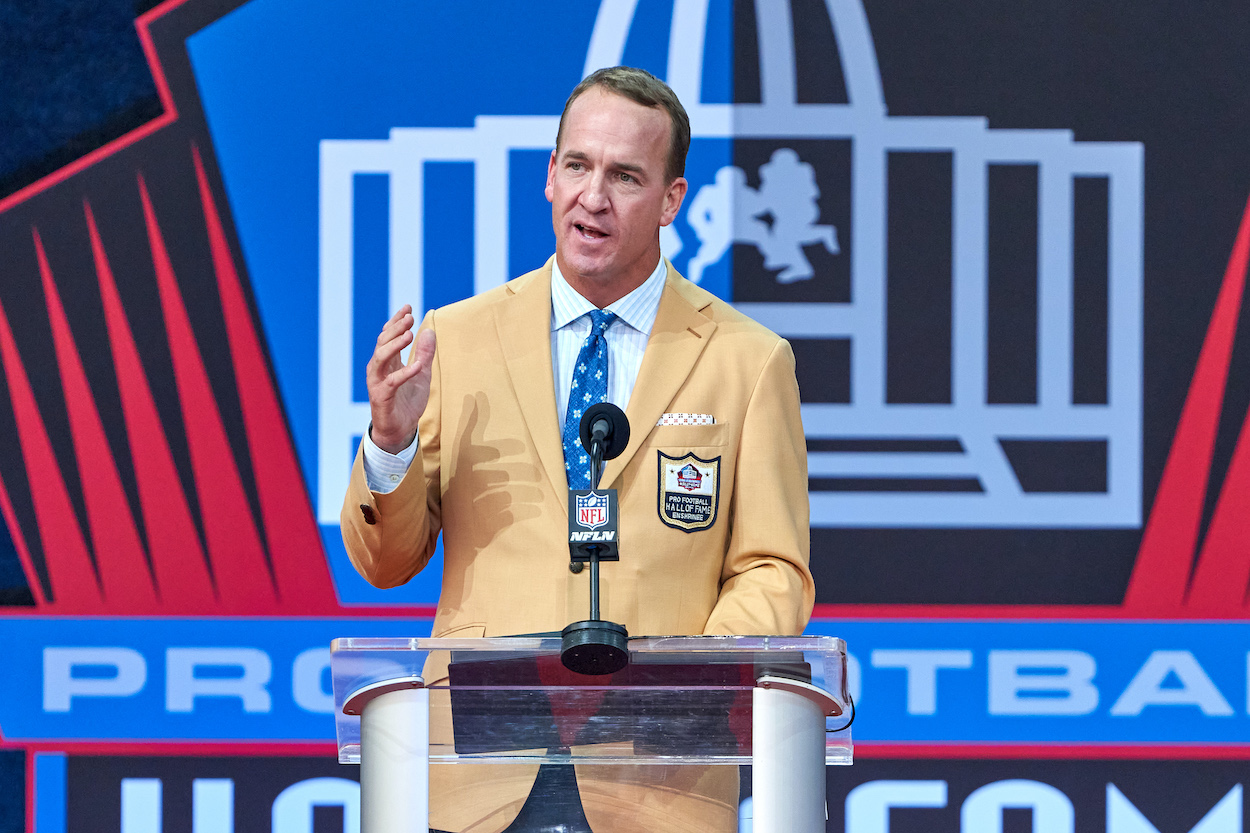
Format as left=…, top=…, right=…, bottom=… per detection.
left=0, top=516, right=33, bottom=607
left=0, top=0, right=159, bottom=197
left=0, top=751, right=23, bottom=833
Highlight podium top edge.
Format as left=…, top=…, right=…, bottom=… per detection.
left=330, top=634, right=847, bottom=654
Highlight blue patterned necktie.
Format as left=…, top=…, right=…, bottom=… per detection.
left=562, top=309, right=617, bottom=489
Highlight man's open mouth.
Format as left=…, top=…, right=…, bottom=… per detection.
left=575, top=223, right=608, bottom=239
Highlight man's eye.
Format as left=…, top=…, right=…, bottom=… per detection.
left=619, top=172, right=635, bottom=183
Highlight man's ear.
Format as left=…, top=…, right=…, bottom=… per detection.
left=545, top=150, right=557, bottom=203
left=660, top=177, right=689, bottom=226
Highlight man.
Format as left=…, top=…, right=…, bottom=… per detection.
left=342, top=66, right=814, bottom=833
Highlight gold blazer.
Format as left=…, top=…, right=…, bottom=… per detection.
left=342, top=260, right=814, bottom=832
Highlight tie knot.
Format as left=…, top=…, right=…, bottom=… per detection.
left=588, top=310, right=617, bottom=337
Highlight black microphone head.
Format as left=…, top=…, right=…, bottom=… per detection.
left=580, top=402, right=630, bottom=460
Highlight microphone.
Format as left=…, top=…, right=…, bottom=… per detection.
left=579, top=403, right=630, bottom=490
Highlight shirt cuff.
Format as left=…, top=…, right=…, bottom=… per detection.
left=362, top=427, right=418, bottom=494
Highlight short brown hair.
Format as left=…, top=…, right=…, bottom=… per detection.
left=555, top=66, right=691, bottom=183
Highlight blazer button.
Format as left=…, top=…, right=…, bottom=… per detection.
left=360, top=504, right=377, bottom=525
left=569, top=561, right=584, bottom=574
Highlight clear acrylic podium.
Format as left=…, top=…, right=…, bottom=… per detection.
left=331, top=635, right=852, bottom=833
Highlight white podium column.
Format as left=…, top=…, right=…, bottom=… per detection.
left=752, top=676, right=834, bottom=833
left=353, top=678, right=429, bottom=833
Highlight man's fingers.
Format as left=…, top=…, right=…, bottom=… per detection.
left=369, top=329, right=414, bottom=379
left=384, top=359, right=424, bottom=390
left=375, top=310, right=415, bottom=348
left=387, top=304, right=412, bottom=326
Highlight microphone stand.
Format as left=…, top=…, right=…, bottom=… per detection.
left=562, top=406, right=630, bottom=675
left=586, top=438, right=606, bottom=621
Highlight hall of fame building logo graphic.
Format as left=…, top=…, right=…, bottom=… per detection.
left=316, top=0, right=1145, bottom=534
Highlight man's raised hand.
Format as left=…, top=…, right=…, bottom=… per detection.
left=367, top=304, right=437, bottom=454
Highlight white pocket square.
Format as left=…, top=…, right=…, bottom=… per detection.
left=656, top=413, right=716, bottom=426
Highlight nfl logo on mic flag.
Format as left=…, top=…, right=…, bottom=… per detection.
left=577, top=491, right=610, bottom=529
left=569, top=490, right=620, bottom=561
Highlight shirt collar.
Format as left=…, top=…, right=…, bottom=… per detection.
left=550, top=256, right=668, bottom=335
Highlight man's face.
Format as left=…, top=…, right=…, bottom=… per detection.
left=546, top=87, right=687, bottom=304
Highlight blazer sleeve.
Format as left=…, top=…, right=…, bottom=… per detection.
left=702, top=337, right=815, bottom=635
left=340, top=310, right=444, bottom=588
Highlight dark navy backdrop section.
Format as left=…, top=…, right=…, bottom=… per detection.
left=0, top=752, right=19, bottom=833
left=822, top=758, right=1249, bottom=833
left=0, top=0, right=158, bottom=194
left=0, top=512, right=28, bottom=604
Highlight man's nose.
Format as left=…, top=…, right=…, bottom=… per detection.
left=579, top=172, right=609, bottom=211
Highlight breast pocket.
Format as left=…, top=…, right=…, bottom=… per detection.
left=647, top=421, right=728, bottom=449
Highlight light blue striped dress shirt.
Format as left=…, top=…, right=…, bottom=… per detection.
left=363, top=257, right=668, bottom=493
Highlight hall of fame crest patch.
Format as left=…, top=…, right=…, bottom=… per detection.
left=658, top=452, right=721, bottom=532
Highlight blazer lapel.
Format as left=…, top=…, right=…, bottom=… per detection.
left=494, top=264, right=569, bottom=501
left=600, top=269, right=717, bottom=488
